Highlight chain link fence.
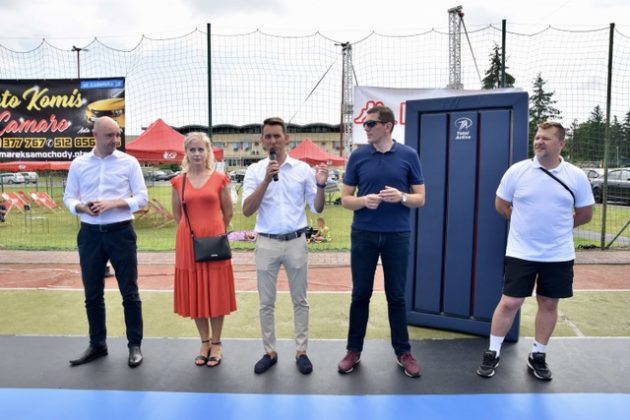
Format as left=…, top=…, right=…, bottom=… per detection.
left=1, top=24, right=628, bottom=250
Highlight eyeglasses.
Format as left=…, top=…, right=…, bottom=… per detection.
left=362, top=120, right=386, bottom=128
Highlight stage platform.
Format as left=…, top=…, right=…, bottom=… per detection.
left=1, top=336, right=629, bottom=419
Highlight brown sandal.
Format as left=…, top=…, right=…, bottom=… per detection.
left=195, top=339, right=211, bottom=366
left=207, top=341, right=222, bottom=367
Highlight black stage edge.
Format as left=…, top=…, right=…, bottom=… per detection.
left=1, top=336, right=628, bottom=395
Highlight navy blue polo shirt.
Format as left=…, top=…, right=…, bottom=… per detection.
left=343, top=141, right=424, bottom=232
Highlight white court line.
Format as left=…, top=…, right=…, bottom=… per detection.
left=559, top=311, right=585, bottom=337
left=571, top=289, right=630, bottom=292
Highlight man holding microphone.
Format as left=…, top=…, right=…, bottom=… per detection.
left=242, top=117, right=328, bottom=375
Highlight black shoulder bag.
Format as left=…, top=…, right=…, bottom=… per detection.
left=539, top=167, right=576, bottom=206
left=181, top=173, right=232, bottom=262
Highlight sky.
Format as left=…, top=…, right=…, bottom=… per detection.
left=1, top=0, right=630, bottom=50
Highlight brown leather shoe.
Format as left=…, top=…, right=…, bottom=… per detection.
left=397, top=352, right=421, bottom=378
left=337, top=351, right=361, bottom=374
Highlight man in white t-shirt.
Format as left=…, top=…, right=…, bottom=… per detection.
left=476, top=121, right=594, bottom=381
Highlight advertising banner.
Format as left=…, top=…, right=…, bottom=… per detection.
left=0, top=78, right=125, bottom=162
left=352, top=86, right=519, bottom=145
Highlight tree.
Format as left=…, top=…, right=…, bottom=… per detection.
left=481, top=43, right=515, bottom=89
left=564, top=119, right=579, bottom=161
left=528, top=73, right=562, bottom=156
left=570, top=105, right=606, bottom=163
left=610, top=115, right=624, bottom=167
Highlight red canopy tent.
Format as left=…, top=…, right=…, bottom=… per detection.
left=0, top=119, right=223, bottom=171
left=126, top=118, right=223, bottom=164
left=288, top=138, right=345, bottom=166
left=0, top=161, right=71, bottom=171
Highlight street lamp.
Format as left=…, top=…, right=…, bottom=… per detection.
left=71, top=46, right=88, bottom=79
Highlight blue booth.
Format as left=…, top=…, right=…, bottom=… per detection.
left=404, top=91, right=528, bottom=341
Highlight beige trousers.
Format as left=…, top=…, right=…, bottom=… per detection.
left=255, top=234, right=309, bottom=354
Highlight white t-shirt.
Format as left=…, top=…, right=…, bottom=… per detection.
left=496, top=157, right=594, bottom=262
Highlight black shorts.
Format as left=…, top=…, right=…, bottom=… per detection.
left=503, top=256, right=574, bottom=298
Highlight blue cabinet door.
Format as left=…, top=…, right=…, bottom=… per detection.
left=405, top=92, right=528, bottom=341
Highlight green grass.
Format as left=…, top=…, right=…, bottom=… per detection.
left=0, top=183, right=352, bottom=251
left=579, top=205, right=630, bottom=240
left=2, top=184, right=628, bottom=251
left=1, top=289, right=628, bottom=339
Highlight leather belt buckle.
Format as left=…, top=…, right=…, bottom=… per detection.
left=259, top=228, right=306, bottom=241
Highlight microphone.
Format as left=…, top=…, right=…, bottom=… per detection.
left=269, top=148, right=279, bottom=182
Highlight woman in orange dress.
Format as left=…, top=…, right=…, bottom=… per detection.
left=171, top=132, right=236, bottom=367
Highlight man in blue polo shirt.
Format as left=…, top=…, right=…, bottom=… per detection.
left=337, top=105, right=425, bottom=378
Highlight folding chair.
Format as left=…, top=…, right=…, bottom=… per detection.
left=29, top=192, right=60, bottom=211
left=133, top=206, right=151, bottom=220
left=149, top=198, right=175, bottom=228
left=16, top=191, right=33, bottom=207
left=1, top=192, right=25, bottom=213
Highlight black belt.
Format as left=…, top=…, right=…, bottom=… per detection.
left=258, top=228, right=307, bottom=241
left=81, top=220, right=132, bottom=232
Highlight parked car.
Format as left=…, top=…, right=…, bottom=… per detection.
left=0, top=173, right=25, bottom=184
left=591, top=168, right=630, bottom=204
left=143, top=170, right=168, bottom=182
left=581, top=167, right=604, bottom=181
left=18, top=171, right=38, bottom=184
left=229, top=169, right=247, bottom=183
left=156, top=169, right=179, bottom=181
left=85, top=89, right=125, bottom=128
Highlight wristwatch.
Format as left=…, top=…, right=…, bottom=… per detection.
left=401, top=193, right=408, bottom=204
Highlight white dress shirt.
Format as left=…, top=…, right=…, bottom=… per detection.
left=242, top=156, right=319, bottom=234
left=63, top=149, right=148, bottom=224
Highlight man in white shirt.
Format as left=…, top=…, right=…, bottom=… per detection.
left=63, top=116, right=148, bottom=368
left=242, top=117, right=328, bottom=375
left=476, top=121, right=594, bottom=381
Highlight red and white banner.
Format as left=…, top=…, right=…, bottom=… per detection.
left=352, top=86, right=519, bottom=145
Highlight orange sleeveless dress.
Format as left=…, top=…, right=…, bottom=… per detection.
left=171, top=172, right=237, bottom=318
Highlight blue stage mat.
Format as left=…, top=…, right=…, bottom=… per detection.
left=1, top=388, right=629, bottom=420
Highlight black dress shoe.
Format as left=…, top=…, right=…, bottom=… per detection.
left=254, top=353, right=277, bottom=374
left=128, top=346, right=143, bottom=368
left=69, top=346, right=108, bottom=366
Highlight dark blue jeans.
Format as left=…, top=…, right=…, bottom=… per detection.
left=77, top=223, right=143, bottom=348
left=347, top=229, right=411, bottom=356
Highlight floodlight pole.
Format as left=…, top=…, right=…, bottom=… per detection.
left=339, top=42, right=354, bottom=158
left=447, top=6, right=464, bottom=89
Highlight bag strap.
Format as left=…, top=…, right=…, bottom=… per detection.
left=539, top=166, right=576, bottom=206
left=180, top=174, right=196, bottom=238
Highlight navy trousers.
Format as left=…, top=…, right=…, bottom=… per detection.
left=347, top=229, right=411, bottom=356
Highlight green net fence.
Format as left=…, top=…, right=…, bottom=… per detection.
left=1, top=25, right=629, bottom=250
